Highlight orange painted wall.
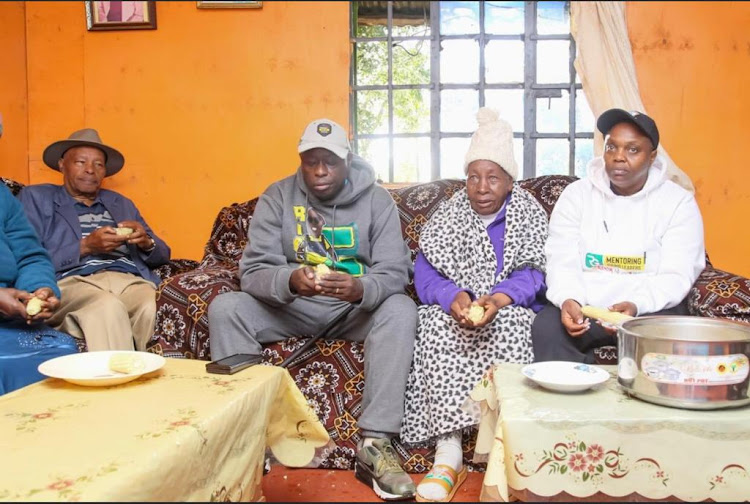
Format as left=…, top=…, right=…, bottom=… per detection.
left=4, top=2, right=748, bottom=277
left=627, top=1, right=750, bottom=277
left=19, top=1, right=349, bottom=260
left=0, top=1, right=29, bottom=184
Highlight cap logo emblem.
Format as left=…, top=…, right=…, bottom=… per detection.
left=317, top=123, right=332, bottom=137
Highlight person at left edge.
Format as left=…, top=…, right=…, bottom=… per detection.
left=0, top=113, right=77, bottom=395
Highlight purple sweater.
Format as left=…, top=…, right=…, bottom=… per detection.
left=414, top=197, right=546, bottom=314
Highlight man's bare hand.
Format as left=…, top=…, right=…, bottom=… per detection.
left=290, top=266, right=318, bottom=297
left=81, top=227, right=128, bottom=256
left=118, top=220, right=153, bottom=251
left=315, top=272, right=363, bottom=303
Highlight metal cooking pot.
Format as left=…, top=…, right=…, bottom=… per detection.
left=617, top=316, right=750, bottom=410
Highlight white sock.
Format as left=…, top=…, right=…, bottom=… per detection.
left=417, top=433, right=463, bottom=501
left=362, top=437, right=375, bottom=448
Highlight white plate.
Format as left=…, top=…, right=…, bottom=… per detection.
left=521, top=361, right=609, bottom=393
left=38, top=351, right=165, bottom=387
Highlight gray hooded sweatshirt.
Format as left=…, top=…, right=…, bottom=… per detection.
left=239, top=154, right=412, bottom=312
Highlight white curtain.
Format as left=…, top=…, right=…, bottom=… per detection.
left=570, top=1, right=694, bottom=193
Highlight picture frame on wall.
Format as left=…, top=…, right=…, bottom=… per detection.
left=197, top=1, right=262, bottom=9
left=85, top=1, right=157, bottom=31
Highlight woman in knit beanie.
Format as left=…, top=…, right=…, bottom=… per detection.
left=400, top=108, right=548, bottom=502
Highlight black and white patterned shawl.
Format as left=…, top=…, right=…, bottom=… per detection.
left=418, top=184, right=548, bottom=297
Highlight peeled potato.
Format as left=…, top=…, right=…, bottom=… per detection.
left=108, top=353, right=146, bottom=374
left=314, top=263, right=332, bottom=281
left=581, top=305, right=633, bottom=325
left=26, top=297, right=43, bottom=316
left=115, top=227, right=134, bottom=236
left=467, top=304, right=485, bottom=323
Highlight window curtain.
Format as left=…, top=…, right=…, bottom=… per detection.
left=570, top=1, right=694, bottom=193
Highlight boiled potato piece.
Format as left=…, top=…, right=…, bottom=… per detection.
left=108, top=353, right=146, bottom=374
left=115, top=227, right=134, bottom=236
left=26, top=297, right=43, bottom=316
left=467, top=304, right=485, bottom=323
left=314, top=263, right=332, bottom=280
left=581, top=305, right=633, bottom=325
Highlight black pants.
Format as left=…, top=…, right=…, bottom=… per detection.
left=531, top=300, right=690, bottom=364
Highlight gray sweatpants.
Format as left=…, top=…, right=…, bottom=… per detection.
left=208, top=291, right=417, bottom=439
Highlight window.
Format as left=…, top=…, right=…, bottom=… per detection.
left=351, top=1, right=595, bottom=183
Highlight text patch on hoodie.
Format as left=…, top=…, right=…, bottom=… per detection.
left=584, top=252, right=646, bottom=273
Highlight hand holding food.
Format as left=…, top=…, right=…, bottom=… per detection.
left=117, top=220, right=154, bottom=251
left=313, top=266, right=362, bottom=303
left=290, top=266, right=318, bottom=297
left=581, top=305, right=633, bottom=325
left=467, top=304, right=485, bottom=324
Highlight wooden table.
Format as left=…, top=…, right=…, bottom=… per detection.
left=468, top=363, right=750, bottom=502
left=0, top=359, right=329, bottom=502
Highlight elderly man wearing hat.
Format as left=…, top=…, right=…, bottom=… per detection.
left=399, top=108, right=548, bottom=502
left=532, top=108, right=705, bottom=363
left=208, top=118, right=417, bottom=501
left=18, top=128, right=170, bottom=352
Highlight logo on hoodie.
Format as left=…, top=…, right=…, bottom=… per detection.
left=585, top=252, right=646, bottom=273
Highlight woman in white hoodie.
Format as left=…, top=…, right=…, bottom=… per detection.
left=532, top=109, right=705, bottom=363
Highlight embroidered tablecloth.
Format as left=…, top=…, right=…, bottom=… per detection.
left=469, top=363, right=750, bottom=502
left=0, top=359, right=329, bottom=502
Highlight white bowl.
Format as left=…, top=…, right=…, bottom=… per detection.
left=521, top=361, right=609, bottom=393
left=38, top=351, right=165, bottom=387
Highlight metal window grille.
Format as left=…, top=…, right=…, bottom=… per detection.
left=351, top=1, right=595, bottom=183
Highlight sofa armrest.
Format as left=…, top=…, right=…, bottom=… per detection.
left=146, top=266, right=240, bottom=360
left=2, top=177, right=25, bottom=196
left=688, top=266, right=750, bottom=325
left=155, top=259, right=201, bottom=281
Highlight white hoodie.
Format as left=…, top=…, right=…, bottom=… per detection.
left=545, top=154, right=705, bottom=315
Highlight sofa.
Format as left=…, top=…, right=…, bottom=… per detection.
left=5, top=175, right=747, bottom=470
left=143, top=174, right=750, bottom=471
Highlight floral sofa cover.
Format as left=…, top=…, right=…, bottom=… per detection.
left=5, top=176, right=743, bottom=470
left=141, top=174, right=750, bottom=471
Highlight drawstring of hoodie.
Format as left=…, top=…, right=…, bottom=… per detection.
left=331, top=205, right=337, bottom=253
left=597, top=176, right=652, bottom=258
left=305, top=191, right=338, bottom=269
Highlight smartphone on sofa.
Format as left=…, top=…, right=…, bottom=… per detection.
left=205, top=353, right=263, bottom=375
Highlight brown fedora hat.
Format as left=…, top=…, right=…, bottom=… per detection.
left=43, top=128, right=125, bottom=177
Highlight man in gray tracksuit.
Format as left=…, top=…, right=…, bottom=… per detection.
left=209, top=118, right=417, bottom=501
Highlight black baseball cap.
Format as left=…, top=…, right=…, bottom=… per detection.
left=596, top=108, right=659, bottom=150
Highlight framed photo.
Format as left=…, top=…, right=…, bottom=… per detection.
left=85, top=1, right=157, bottom=31
left=197, top=1, right=262, bottom=9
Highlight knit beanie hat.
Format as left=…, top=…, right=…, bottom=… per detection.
left=463, top=108, right=518, bottom=180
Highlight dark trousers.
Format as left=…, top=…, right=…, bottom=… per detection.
left=531, top=300, right=690, bottom=364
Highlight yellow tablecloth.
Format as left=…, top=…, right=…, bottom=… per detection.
left=0, top=359, right=329, bottom=502
left=469, top=363, right=750, bottom=502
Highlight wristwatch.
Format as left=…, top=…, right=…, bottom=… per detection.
left=144, top=236, right=156, bottom=252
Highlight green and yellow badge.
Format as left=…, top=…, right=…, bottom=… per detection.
left=585, top=252, right=646, bottom=272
